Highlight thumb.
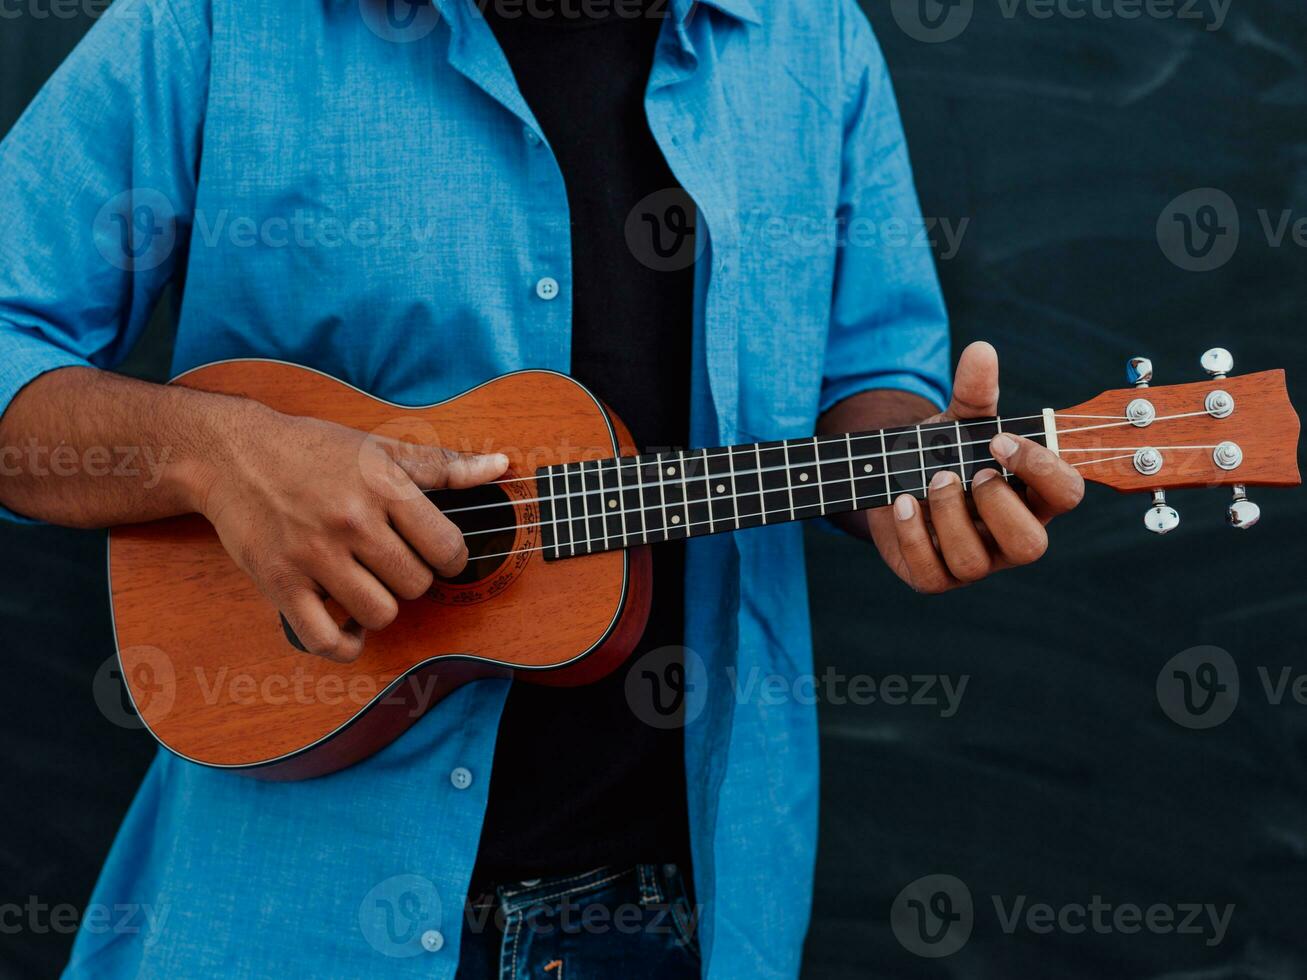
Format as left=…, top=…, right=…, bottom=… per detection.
left=946, top=341, right=999, bottom=419
left=391, top=443, right=510, bottom=491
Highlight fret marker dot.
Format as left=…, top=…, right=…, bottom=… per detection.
left=666, top=466, right=677, bottom=476
left=863, top=464, right=873, bottom=473
left=716, top=484, right=726, bottom=493
left=608, top=499, right=617, bottom=509
left=799, top=472, right=809, bottom=482
left=671, top=514, right=681, bottom=524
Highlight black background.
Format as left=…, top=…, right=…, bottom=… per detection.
left=2, top=1, right=1305, bottom=977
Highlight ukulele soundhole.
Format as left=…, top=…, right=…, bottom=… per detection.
left=424, top=476, right=537, bottom=604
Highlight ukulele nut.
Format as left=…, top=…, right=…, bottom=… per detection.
left=1133, top=447, right=1163, bottom=476
left=1213, top=441, right=1243, bottom=471
left=1205, top=389, right=1234, bottom=419
left=1126, top=398, right=1156, bottom=427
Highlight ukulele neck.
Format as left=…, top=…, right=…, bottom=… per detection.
left=537, top=415, right=1052, bottom=560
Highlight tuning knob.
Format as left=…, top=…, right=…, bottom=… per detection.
left=1126, top=356, right=1153, bottom=388
left=1144, top=490, right=1180, bottom=534
left=1201, top=348, right=1233, bottom=379
left=1227, top=485, right=1260, bottom=529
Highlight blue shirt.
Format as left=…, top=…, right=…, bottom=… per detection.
left=0, top=0, right=949, bottom=976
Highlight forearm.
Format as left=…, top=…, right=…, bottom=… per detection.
left=817, top=388, right=937, bottom=541
left=0, top=367, right=256, bottom=528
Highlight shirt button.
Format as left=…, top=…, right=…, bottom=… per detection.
left=421, top=930, right=444, bottom=953
left=525, top=128, right=541, bottom=146
left=535, top=277, right=560, bottom=301
left=450, top=766, right=473, bottom=790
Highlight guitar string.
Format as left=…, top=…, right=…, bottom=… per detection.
left=430, top=410, right=1127, bottom=496
left=435, top=408, right=1216, bottom=518
left=450, top=444, right=1223, bottom=544
left=451, top=450, right=1208, bottom=565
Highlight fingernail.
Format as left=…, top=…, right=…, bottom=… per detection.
left=929, top=469, right=957, bottom=491
left=893, top=495, right=915, bottom=521
left=486, top=453, right=509, bottom=469
left=992, top=434, right=1018, bottom=458
left=972, top=468, right=999, bottom=486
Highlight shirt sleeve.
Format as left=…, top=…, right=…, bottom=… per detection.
left=0, top=0, right=209, bottom=522
left=820, top=2, right=951, bottom=417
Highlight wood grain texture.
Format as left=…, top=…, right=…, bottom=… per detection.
left=1055, top=370, right=1300, bottom=493
left=108, top=362, right=638, bottom=774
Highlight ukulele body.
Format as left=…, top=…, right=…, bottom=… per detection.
left=108, top=361, right=651, bottom=780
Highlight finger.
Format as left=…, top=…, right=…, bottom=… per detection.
left=314, top=561, right=400, bottom=633
left=971, top=468, right=1048, bottom=566
left=946, top=341, right=1000, bottom=419
left=891, top=493, right=959, bottom=594
left=926, top=470, right=993, bottom=583
left=279, top=581, right=366, bottom=663
left=990, top=433, right=1084, bottom=515
left=352, top=526, right=435, bottom=601
left=390, top=444, right=510, bottom=491
left=388, top=495, right=469, bottom=579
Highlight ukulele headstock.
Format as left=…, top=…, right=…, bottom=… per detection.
left=1052, top=349, right=1300, bottom=533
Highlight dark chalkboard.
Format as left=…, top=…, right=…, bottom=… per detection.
left=1, top=2, right=1304, bottom=977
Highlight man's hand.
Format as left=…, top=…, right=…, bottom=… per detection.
left=197, top=407, right=508, bottom=662
left=823, top=342, right=1084, bottom=593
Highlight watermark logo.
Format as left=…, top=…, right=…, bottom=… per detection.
left=1156, top=645, right=1239, bottom=730
left=890, top=0, right=974, bottom=42
left=891, top=874, right=974, bottom=957
left=625, top=189, right=705, bottom=272
left=359, top=0, right=441, bottom=43
left=93, top=188, right=177, bottom=273
left=624, top=645, right=708, bottom=730
left=359, top=874, right=444, bottom=957
left=92, top=647, right=176, bottom=729
left=1156, top=188, right=1240, bottom=272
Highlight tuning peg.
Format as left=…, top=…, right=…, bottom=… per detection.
left=1201, top=348, right=1233, bottom=379
left=1227, top=485, right=1260, bottom=529
left=1144, top=489, right=1180, bottom=534
left=1126, top=356, right=1153, bottom=388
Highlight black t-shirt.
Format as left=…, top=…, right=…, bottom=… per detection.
left=472, top=1, right=695, bottom=882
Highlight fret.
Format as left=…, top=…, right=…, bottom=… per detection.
left=846, top=432, right=888, bottom=509
left=879, top=430, right=892, bottom=502
left=599, top=457, right=624, bottom=549
left=706, top=447, right=737, bottom=531
left=954, top=421, right=967, bottom=487
left=754, top=444, right=768, bottom=524
left=920, top=421, right=962, bottom=492
left=994, top=417, right=1010, bottom=482
left=785, top=437, right=823, bottom=520
left=619, top=456, right=646, bottom=548
left=565, top=462, right=589, bottom=555
left=660, top=453, right=689, bottom=540
left=643, top=455, right=669, bottom=544
left=959, top=419, right=1001, bottom=487
left=757, top=441, right=791, bottom=525
left=817, top=435, right=856, bottom=512
left=884, top=425, right=925, bottom=498
left=733, top=444, right=765, bottom=529
left=539, top=466, right=564, bottom=560
left=581, top=459, right=606, bottom=552
left=683, top=449, right=712, bottom=537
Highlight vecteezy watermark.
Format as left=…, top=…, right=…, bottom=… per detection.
left=0, top=897, right=169, bottom=940
left=359, top=874, right=445, bottom=957
left=0, top=440, right=170, bottom=487
left=889, top=0, right=1227, bottom=43
left=93, top=648, right=177, bottom=730
left=1157, top=189, right=1307, bottom=272
left=1158, top=645, right=1307, bottom=730
left=93, top=188, right=178, bottom=273
left=358, top=0, right=441, bottom=43
left=891, top=874, right=1234, bottom=957
left=625, top=188, right=705, bottom=273
left=625, top=646, right=710, bottom=730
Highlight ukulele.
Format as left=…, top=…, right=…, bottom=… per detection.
left=108, top=349, right=1300, bottom=780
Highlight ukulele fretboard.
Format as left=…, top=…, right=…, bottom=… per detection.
left=536, top=417, right=1047, bottom=560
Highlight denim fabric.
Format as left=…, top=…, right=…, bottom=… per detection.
left=456, top=865, right=699, bottom=980
left=0, top=0, right=950, bottom=976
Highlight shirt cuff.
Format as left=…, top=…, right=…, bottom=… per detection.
left=819, top=370, right=949, bottom=418
left=0, top=332, right=95, bottom=525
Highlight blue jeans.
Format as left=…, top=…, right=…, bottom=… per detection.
left=456, top=865, right=701, bottom=979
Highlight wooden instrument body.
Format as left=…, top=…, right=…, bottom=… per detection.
left=108, top=361, right=651, bottom=780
